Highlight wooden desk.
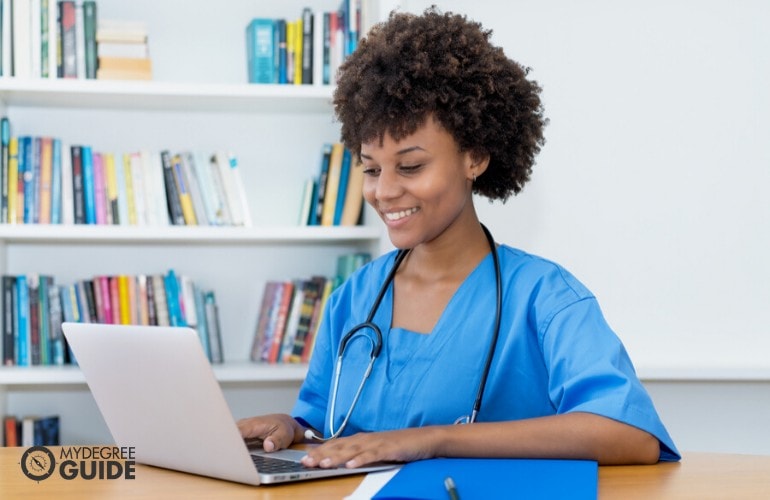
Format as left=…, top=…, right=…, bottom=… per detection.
left=2, top=448, right=769, bottom=499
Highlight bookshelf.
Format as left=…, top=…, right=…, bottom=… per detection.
left=0, top=0, right=390, bottom=445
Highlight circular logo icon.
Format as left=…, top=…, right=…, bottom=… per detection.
left=20, top=446, right=57, bottom=482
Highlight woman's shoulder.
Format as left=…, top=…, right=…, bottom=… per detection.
left=496, top=244, right=594, bottom=301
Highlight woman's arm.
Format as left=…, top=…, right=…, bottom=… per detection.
left=299, top=412, right=660, bottom=468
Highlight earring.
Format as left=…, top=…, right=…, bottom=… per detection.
left=472, top=174, right=477, bottom=183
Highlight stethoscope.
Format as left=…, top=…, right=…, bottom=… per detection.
left=305, top=224, right=502, bottom=441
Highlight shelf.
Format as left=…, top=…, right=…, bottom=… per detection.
left=0, top=78, right=335, bottom=113
left=0, top=362, right=308, bottom=386
left=0, top=224, right=382, bottom=245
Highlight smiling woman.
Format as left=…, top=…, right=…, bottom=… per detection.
left=237, top=7, right=680, bottom=468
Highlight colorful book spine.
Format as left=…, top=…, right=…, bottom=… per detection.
left=16, top=275, right=30, bottom=366
left=50, top=138, right=63, bottom=224
left=7, top=137, right=18, bottom=224
left=70, top=145, right=85, bottom=224
left=81, top=145, right=96, bottom=224
left=92, top=152, right=107, bottom=224
left=1, top=117, right=9, bottom=222
left=38, top=137, right=53, bottom=224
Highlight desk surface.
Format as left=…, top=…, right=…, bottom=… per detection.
left=2, top=448, right=769, bottom=499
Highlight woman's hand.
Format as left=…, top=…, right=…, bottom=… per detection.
left=236, top=413, right=305, bottom=452
left=300, top=427, right=443, bottom=469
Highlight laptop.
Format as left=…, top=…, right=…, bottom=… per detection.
left=62, top=322, right=394, bottom=485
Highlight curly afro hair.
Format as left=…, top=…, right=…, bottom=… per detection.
left=333, top=7, right=547, bottom=201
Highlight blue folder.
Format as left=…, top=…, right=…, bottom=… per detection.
left=373, top=457, right=598, bottom=500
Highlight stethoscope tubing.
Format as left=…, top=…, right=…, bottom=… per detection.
left=314, top=224, right=501, bottom=439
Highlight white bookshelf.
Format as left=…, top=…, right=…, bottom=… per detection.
left=0, top=0, right=386, bottom=444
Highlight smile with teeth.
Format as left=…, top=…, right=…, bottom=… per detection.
left=384, top=207, right=419, bottom=221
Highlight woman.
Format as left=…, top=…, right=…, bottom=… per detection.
left=238, top=8, right=679, bottom=468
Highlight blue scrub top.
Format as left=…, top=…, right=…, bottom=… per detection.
left=292, top=245, right=680, bottom=461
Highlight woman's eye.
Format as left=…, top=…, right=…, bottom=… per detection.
left=400, top=164, right=422, bottom=172
left=362, top=167, right=380, bottom=176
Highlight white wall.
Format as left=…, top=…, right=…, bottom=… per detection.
left=391, top=0, right=770, bottom=454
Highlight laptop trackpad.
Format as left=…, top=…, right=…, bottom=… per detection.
left=250, top=449, right=307, bottom=462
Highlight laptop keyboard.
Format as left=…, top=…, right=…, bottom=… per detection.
left=251, top=454, right=317, bottom=473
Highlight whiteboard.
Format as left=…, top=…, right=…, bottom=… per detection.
left=398, top=0, right=770, bottom=375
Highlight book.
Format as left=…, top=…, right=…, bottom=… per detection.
left=16, top=275, right=30, bottom=366
left=266, top=281, right=294, bottom=363
left=287, top=277, right=324, bottom=363
left=122, top=153, right=137, bottom=224
left=2, top=275, right=16, bottom=365
left=92, top=152, right=107, bottom=224
left=311, top=143, right=332, bottom=226
left=1, top=117, right=9, bottom=222
left=82, top=0, right=97, bottom=79
left=21, top=137, right=35, bottom=224
left=297, top=176, right=316, bottom=225
left=279, top=279, right=307, bottom=363
left=129, top=152, right=147, bottom=225
left=59, top=140, right=74, bottom=224
left=70, top=145, right=85, bottom=224
left=340, top=154, right=365, bottom=226
left=37, top=275, right=52, bottom=365
left=250, top=281, right=279, bottom=362
left=42, top=0, right=59, bottom=79
left=302, top=277, right=334, bottom=363
left=50, top=138, right=63, bottom=224
left=151, top=274, right=169, bottom=327
left=164, top=270, right=184, bottom=327
left=6, top=136, right=17, bottom=224
left=31, top=137, right=41, bottom=223
left=81, top=145, right=96, bottom=224
left=301, top=8, right=313, bottom=84
left=181, top=152, right=208, bottom=226
left=3, top=415, right=19, bottom=446
left=27, top=274, right=41, bottom=365
left=47, top=281, right=65, bottom=365
left=333, top=148, right=352, bottom=225
left=246, top=18, right=275, bottom=84
left=321, top=143, right=345, bottom=225
left=188, top=151, right=219, bottom=225
left=74, top=0, right=86, bottom=79
left=205, top=152, right=231, bottom=225
left=59, top=0, right=77, bottom=78
left=103, top=152, right=120, bottom=224
left=33, top=415, right=60, bottom=445
left=171, top=154, right=197, bottom=225
left=161, top=150, right=185, bottom=225
left=12, top=0, right=33, bottom=78
left=1, top=0, right=12, bottom=77
left=193, top=284, right=210, bottom=361
left=96, top=19, right=147, bottom=44
left=117, top=275, right=131, bottom=324
left=204, top=291, right=223, bottom=364
left=213, top=152, right=245, bottom=226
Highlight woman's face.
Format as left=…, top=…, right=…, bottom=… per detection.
left=360, top=117, right=478, bottom=250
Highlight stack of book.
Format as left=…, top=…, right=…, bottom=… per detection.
left=246, top=0, right=373, bottom=85
left=95, top=19, right=152, bottom=80
left=1, top=270, right=224, bottom=367
left=249, top=251, right=370, bottom=364
left=0, top=0, right=151, bottom=81
left=3, top=415, right=59, bottom=447
left=0, top=117, right=252, bottom=226
left=298, top=142, right=364, bottom=226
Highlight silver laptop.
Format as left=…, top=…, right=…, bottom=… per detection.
left=62, top=322, right=393, bottom=485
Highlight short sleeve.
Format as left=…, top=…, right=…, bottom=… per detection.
left=542, top=297, right=680, bottom=461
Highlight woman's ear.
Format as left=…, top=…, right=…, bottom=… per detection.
left=467, top=150, right=491, bottom=182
